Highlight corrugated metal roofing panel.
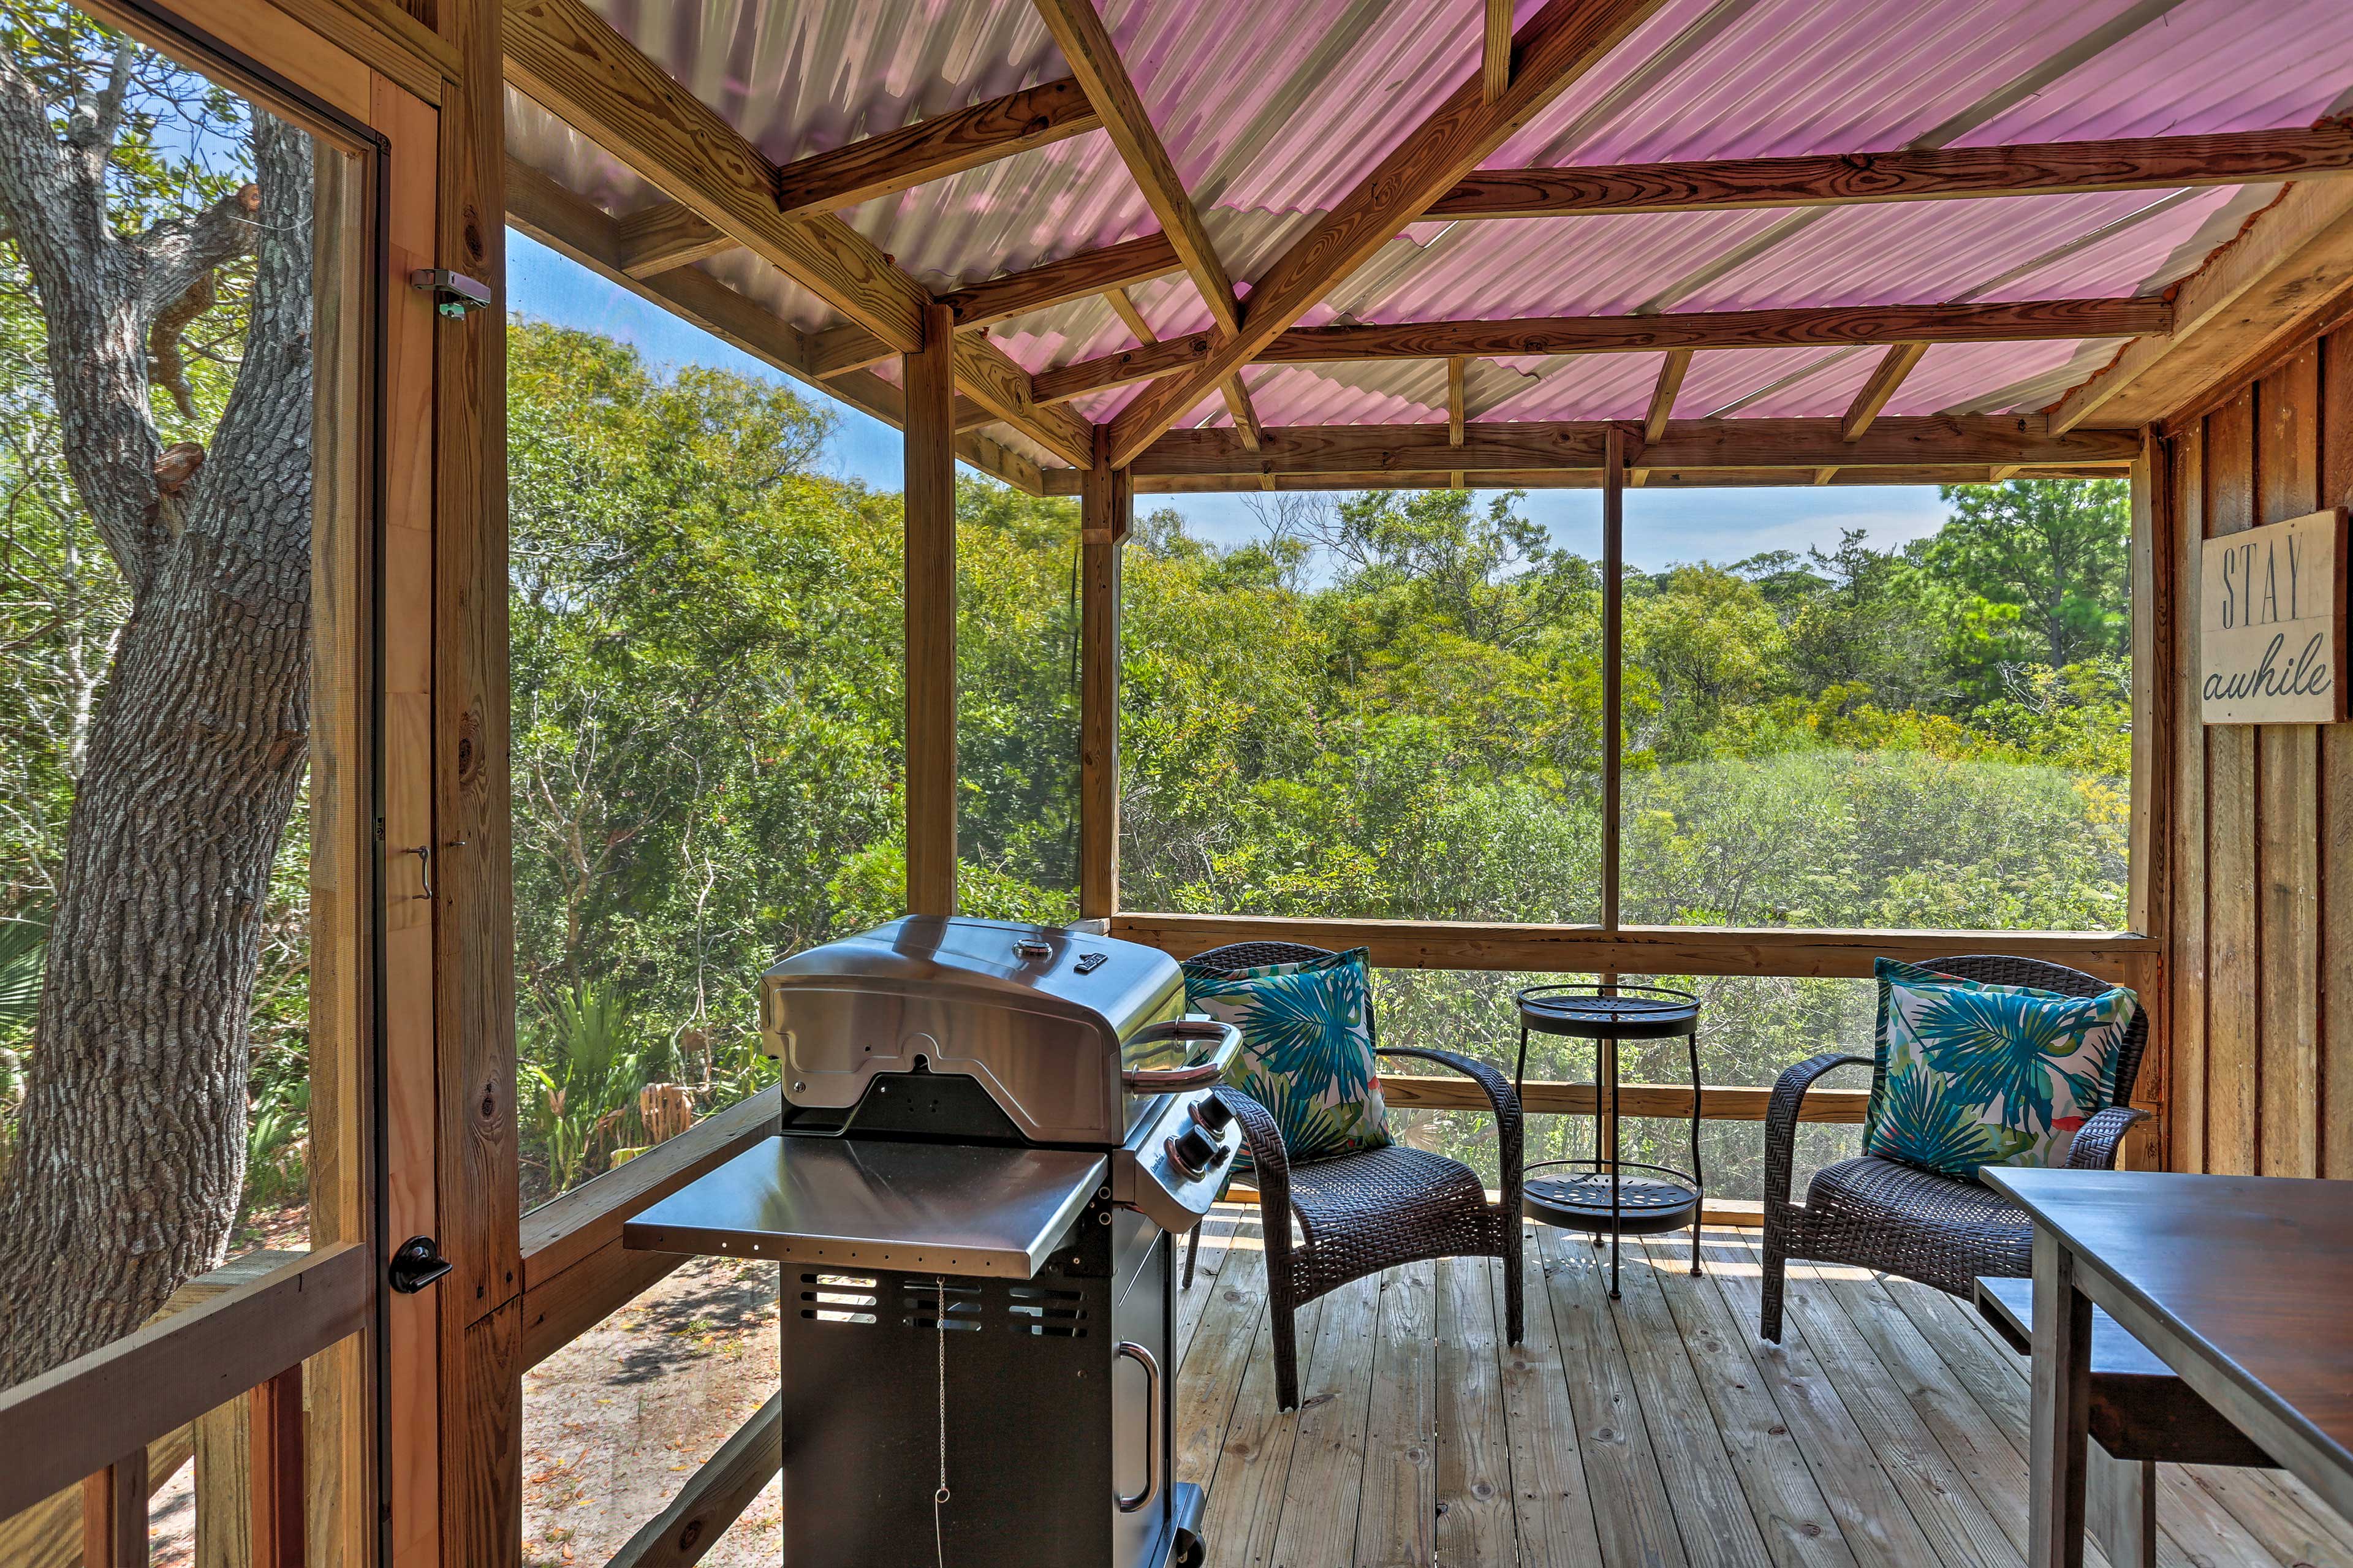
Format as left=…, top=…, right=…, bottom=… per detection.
left=509, top=0, right=2353, bottom=447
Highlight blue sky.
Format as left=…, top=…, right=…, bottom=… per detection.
left=510, top=230, right=1950, bottom=573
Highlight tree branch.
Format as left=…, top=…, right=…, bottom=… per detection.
left=134, top=180, right=259, bottom=325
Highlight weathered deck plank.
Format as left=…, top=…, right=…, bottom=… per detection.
left=1160, top=1208, right=2314, bottom=1568
left=1633, top=1233, right=1858, bottom=1568
left=1436, top=1255, right=1517, bottom=1566
left=1493, top=1232, right=1606, bottom=1567
left=1357, top=1260, right=1438, bottom=1568
left=1537, top=1223, right=1691, bottom=1568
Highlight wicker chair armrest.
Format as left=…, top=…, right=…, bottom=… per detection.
left=2064, top=1104, right=2150, bottom=1170
left=1765, top=1052, right=1872, bottom=1216
left=1375, top=1046, right=1524, bottom=1227
left=1210, top=1088, right=1297, bottom=1306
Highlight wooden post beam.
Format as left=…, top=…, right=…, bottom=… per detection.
left=1842, top=341, right=1930, bottom=442
left=2055, top=175, right=2353, bottom=430
left=774, top=76, right=1099, bottom=219
left=610, top=199, right=733, bottom=277
left=1109, top=413, right=2137, bottom=480
left=1254, top=296, right=2169, bottom=363
left=1104, top=0, right=1670, bottom=466
left=1631, top=346, right=1691, bottom=485
left=905, top=301, right=958, bottom=917
left=1425, top=123, right=2353, bottom=219
left=1079, top=439, right=1131, bottom=921
left=1035, top=331, right=1212, bottom=404
left=942, top=230, right=1184, bottom=329
left=1032, top=0, right=1240, bottom=338
left=1483, top=0, right=1514, bottom=102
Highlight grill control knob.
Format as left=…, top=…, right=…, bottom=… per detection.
left=1167, top=1125, right=1223, bottom=1180
left=1190, top=1094, right=1235, bottom=1135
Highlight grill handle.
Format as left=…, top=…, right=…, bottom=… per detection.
left=1120, top=1020, right=1243, bottom=1092
left=1114, top=1341, right=1162, bottom=1513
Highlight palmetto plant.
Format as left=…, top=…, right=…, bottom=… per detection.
left=521, top=984, right=648, bottom=1194
left=0, top=914, right=45, bottom=1041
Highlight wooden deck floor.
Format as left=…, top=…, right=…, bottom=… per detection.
left=1173, top=1210, right=2353, bottom=1568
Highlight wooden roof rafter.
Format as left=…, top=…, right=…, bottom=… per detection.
left=1105, top=0, right=1675, bottom=468
left=502, top=0, right=1096, bottom=469
left=1027, top=295, right=2167, bottom=407
left=1424, top=123, right=2353, bottom=220
left=502, top=154, right=1048, bottom=493
left=1029, top=0, right=1267, bottom=458
left=1096, top=413, right=2137, bottom=485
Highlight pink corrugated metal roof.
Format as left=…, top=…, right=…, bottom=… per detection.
left=509, top=0, right=2353, bottom=452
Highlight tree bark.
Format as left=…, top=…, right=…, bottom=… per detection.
left=0, top=61, right=315, bottom=1385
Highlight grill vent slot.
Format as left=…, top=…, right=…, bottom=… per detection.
left=874, top=1278, right=1089, bottom=1336
left=801, top=1272, right=880, bottom=1325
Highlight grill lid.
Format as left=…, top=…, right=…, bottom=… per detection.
left=761, top=917, right=1190, bottom=1145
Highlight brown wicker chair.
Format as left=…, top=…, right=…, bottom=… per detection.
left=1179, top=941, right=1523, bottom=1411
left=1759, top=953, right=2151, bottom=1342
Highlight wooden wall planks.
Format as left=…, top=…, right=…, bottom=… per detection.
left=2164, top=323, right=2353, bottom=1178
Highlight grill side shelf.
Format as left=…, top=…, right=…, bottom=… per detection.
left=622, top=1134, right=1109, bottom=1280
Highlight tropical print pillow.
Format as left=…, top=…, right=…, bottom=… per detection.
left=1184, top=947, right=1392, bottom=1170
left=1861, top=957, right=2136, bottom=1180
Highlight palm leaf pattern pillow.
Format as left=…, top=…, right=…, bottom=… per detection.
left=1862, top=957, right=2135, bottom=1180
left=1184, top=948, right=1391, bottom=1168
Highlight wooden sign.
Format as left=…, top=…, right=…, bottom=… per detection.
left=2202, top=506, right=2347, bottom=724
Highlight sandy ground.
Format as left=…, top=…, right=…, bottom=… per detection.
left=523, top=1254, right=784, bottom=1567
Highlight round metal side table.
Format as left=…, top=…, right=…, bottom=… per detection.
left=1514, top=983, right=1704, bottom=1298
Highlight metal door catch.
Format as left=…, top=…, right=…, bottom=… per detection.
left=409, top=268, right=492, bottom=319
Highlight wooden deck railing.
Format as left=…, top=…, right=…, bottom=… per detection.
left=0, top=1243, right=369, bottom=1566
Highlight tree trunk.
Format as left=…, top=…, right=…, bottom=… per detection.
left=0, top=108, right=314, bottom=1387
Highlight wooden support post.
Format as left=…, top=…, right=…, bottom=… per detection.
left=1602, top=424, right=1624, bottom=930
left=1080, top=437, right=1132, bottom=922
left=82, top=1450, right=148, bottom=1568
left=249, top=1366, right=304, bottom=1568
left=906, top=300, right=959, bottom=915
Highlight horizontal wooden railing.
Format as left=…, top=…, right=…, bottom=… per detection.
left=520, top=1085, right=782, bottom=1367
left=0, top=1242, right=369, bottom=1527
left=1382, top=1074, right=1868, bottom=1121
left=608, top=1393, right=782, bottom=1568
left=1110, top=912, right=2158, bottom=983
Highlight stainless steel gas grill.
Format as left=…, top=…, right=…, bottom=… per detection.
left=623, top=916, right=1244, bottom=1568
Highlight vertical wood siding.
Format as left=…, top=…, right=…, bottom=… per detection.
left=2164, top=330, right=2352, bottom=1176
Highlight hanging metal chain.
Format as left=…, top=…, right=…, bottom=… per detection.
left=934, top=1275, right=952, bottom=1568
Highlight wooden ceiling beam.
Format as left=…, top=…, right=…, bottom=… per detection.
left=1629, top=346, right=1691, bottom=485
left=806, top=322, right=897, bottom=379
left=610, top=200, right=733, bottom=277
left=942, top=230, right=1184, bottom=328
left=1104, top=0, right=1670, bottom=467
left=1425, top=123, right=2353, bottom=220
left=502, top=156, right=1045, bottom=493
left=773, top=76, right=1100, bottom=219
left=1040, top=461, right=2133, bottom=496
left=1033, top=0, right=1240, bottom=339
left=504, top=0, right=1093, bottom=468
left=1483, top=0, right=1513, bottom=102
left=1113, top=414, right=2137, bottom=480
left=1259, top=296, right=2169, bottom=363
left=1029, top=0, right=1267, bottom=456
left=2054, top=173, right=2353, bottom=430
left=1032, top=295, right=2161, bottom=409
left=1840, top=340, right=1930, bottom=442
left=1035, top=332, right=1212, bottom=404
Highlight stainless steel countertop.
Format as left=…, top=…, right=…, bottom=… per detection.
left=622, top=1135, right=1108, bottom=1280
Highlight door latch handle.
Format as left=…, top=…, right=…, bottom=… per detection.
left=388, top=1235, right=452, bottom=1294
left=404, top=844, right=431, bottom=900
